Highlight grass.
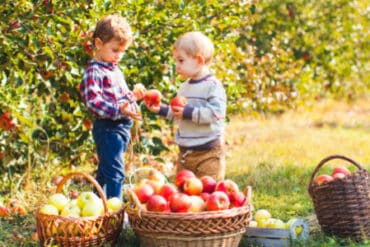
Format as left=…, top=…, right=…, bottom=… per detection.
left=1, top=98, right=369, bottom=246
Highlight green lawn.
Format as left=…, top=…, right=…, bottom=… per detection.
left=1, top=99, right=369, bottom=246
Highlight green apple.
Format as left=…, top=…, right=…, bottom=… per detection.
left=249, top=220, right=258, bottom=227
left=266, top=218, right=286, bottom=229
left=39, top=204, right=59, bottom=215
left=82, top=199, right=104, bottom=217
left=61, top=201, right=81, bottom=217
left=107, top=197, right=123, bottom=212
left=77, top=191, right=99, bottom=209
left=254, top=209, right=271, bottom=222
left=48, top=193, right=69, bottom=211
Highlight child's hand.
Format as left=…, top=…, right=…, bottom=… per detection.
left=172, top=106, right=184, bottom=119
left=133, top=83, right=146, bottom=101
left=120, top=102, right=142, bottom=121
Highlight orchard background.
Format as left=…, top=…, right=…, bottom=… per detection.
left=0, top=0, right=369, bottom=246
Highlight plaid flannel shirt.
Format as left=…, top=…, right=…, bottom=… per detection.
left=80, top=60, right=137, bottom=120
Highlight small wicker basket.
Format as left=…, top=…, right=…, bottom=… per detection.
left=126, top=186, right=252, bottom=247
left=36, top=172, right=125, bottom=247
left=308, top=155, right=370, bottom=241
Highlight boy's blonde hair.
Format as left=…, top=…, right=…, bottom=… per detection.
left=174, top=31, right=214, bottom=64
left=92, top=14, right=133, bottom=46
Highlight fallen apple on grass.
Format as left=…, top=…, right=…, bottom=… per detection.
left=170, top=95, right=187, bottom=111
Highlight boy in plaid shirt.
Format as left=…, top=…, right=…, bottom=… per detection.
left=80, top=14, right=145, bottom=199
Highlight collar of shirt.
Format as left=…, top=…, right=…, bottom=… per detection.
left=89, top=59, right=117, bottom=71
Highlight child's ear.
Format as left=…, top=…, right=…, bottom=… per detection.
left=94, top=38, right=103, bottom=50
left=195, top=54, right=205, bottom=65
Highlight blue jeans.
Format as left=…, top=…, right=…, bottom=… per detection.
left=92, top=118, right=132, bottom=199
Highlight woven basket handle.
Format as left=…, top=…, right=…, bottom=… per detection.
left=308, top=154, right=364, bottom=192
left=56, top=172, right=109, bottom=214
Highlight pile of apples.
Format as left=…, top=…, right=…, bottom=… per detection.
left=314, top=165, right=352, bottom=185
left=133, top=169, right=247, bottom=213
left=249, top=209, right=303, bottom=234
left=39, top=191, right=123, bottom=217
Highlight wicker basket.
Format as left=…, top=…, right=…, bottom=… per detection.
left=308, top=155, right=370, bottom=241
left=36, top=172, right=125, bottom=247
left=126, top=186, right=252, bottom=247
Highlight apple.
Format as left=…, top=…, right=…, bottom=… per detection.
left=200, top=192, right=211, bottom=202
left=0, top=204, right=10, bottom=217
left=230, top=191, right=246, bottom=208
left=148, top=169, right=166, bottom=184
left=106, top=197, right=123, bottom=212
left=254, top=209, right=271, bottom=222
left=82, top=199, right=104, bottom=217
left=77, top=191, right=100, bottom=209
left=189, top=195, right=206, bottom=213
left=134, top=183, right=155, bottom=203
left=69, top=190, right=79, bottom=199
left=314, top=174, right=333, bottom=185
left=249, top=220, right=258, bottom=227
left=51, top=175, right=64, bottom=186
left=140, top=178, right=163, bottom=194
left=159, top=183, right=178, bottom=201
left=169, top=193, right=192, bottom=213
left=333, top=172, right=346, bottom=180
left=146, top=195, right=170, bottom=212
left=183, top=177, right=203, bottom=195
left=48, top=193, right=69, bottom=211
left=266, top=218, right=286, bottom=229
left=215, top=179, right=239, bottom=201
left=332, top=166, right=351, bottom=176
left=39, top=204, right=59, bottom=215
left=144, top=89, right=162, bottom=107
left=206, top=191, right=230, bottom=211
left=61, top=202, right=81, bottom=217
left=175, top=169, right=196, bottom=190
left=200, top=175, right=217, bottom=193
left=170, top=95, right=187, bottom=111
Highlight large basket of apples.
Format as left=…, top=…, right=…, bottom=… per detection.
left=308, top=155, right=370, bottom=241
left=125, top=168, right=252, bottom=247
left=36, top=172, right=125, bottom=246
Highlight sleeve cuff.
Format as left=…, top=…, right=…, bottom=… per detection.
left=159, top=105, right=169, bottom=116
left=183, top=105, right=194, bottom=120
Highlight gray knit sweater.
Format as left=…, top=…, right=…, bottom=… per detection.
left=159, top=74, right=226, bottom=149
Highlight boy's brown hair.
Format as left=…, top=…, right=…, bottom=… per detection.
left=92, top=14, right=133, bottom=46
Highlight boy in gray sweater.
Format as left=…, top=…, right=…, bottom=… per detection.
left=145, top=31, right=226, bottom=181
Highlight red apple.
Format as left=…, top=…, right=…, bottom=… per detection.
left=175, top=169, right=196, bottom=190
left=140, top=178, right=163, bottom=194
left=314, top=174, right=333, bottom=185
left=189, top=196, right=206, bottom=213
left=170, top=96, right=187, bottom=111
left=183, top=177, right=203, bottom=195
left=230, top=191, right=246, bottom=208
left=134, top=183, right=155, bottom=203
left=144, top=89, right=162, bottom=107
left=333, top=172, right=346, bottom=180
left=215, top=179, right=239, bottom=201
left=332, top=166, right=351, bottom=176
left=146, top=195, right=170, bottom=212
left=169, top=193, right=192, bottom=213
left=159, top=183, right=178, bottom=201
left=206, top=191, right=230, bottom=211
left=200, top=192, right=211, bottom=202
left=200, top=175, right=217, bottom=193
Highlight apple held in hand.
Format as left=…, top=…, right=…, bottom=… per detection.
left=200, top=175, right=217, bottom=193
left=144, top=89, right=162, bottom=107
left=169, top=193, right=192, bottom=213
left=48, top=193, right=69, bottom=211
left=183, top=177, right=203, bottom=195
left=146, top=195, right=170, bottom=212
left=170, top=96, right=187, bottom=111
left=314, top=174, right=333, bottom=185
left=206, top=191, right=230, bottom=211
left=175, top=169, right=196, bottom=190
left=332, top=165, right=351, bottom=176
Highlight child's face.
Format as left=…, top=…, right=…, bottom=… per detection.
left=173, top=49, right=202, bottom=79
left=95, top=38, right=128, bottom=64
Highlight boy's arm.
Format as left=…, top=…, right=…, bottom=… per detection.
left=183, top=82, right=226, bottom=125
left=80, top=68, right=125, bottom=120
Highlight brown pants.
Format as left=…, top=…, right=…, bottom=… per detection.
left=176, top=145, right=226, bottom=181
